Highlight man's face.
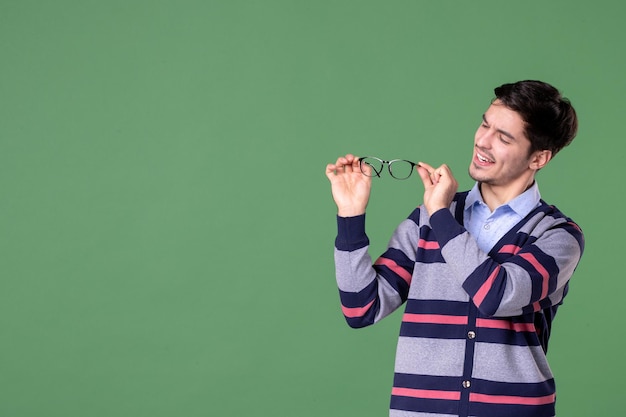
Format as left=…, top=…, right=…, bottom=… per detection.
left=469, top=100, right=536, bottom=189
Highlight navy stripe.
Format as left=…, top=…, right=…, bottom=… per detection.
left=469, top=402, right=554, bottom=417
left=338, top=283, right=377, bottom=309
left=391, top=396, right=460, bottom=416
left=335, top=214, right=369, bottom=251
left=475, top=327, right=542, bottom=347
left=472, top=377, right=555, bottom=397
left=534, top=304, right=561, bottom=353
left=399, top=322, right=467, bottom=339
left=407, top=207, right=422, bottom=225
left=404, top=299, right=469, bottom=316
left=393, top=373, right=460, bottom=391
left=453, top=192, right=468, bottom=223
left=416, top=248, right=445, bottom=263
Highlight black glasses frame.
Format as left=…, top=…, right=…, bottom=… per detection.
left=358, top=156, right=418, bottom=180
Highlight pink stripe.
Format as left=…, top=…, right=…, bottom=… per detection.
left=342, top=299, right=375, bottom=318
left=473, top=266, right=500, bottom=307
left=375, top=257, right=412, bottom=284
left=403, top=313, right=468, bottom=325
left=476, top=318, right=536, bottom=332
left=499, top=244, right=522, bottom=255
left=519, top=253, right=550, bottom=298
left=392, top=387, right=460, bottom=401
left=418, top=239, right=440, bottom=250
left=470, top=392, right=555, bottom=405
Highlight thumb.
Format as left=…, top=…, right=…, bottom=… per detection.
left=416, top=163, right=433, bottom=188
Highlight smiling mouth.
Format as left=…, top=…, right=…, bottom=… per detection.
left=476, top=151, right=494, bottom=164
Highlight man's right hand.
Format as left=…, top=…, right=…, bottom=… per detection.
left=325, top=154, right=372, bottom=217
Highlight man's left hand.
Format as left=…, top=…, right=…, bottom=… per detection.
left=416, top=162, right=459, bottom=216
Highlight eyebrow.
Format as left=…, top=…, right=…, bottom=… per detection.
left=482, top=114, right=517, bottom=141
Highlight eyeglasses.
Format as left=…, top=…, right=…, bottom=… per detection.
left=359, top=156, right=418, bottom=180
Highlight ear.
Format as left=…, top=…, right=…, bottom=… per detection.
left=529, top=150, right=552, bottom=170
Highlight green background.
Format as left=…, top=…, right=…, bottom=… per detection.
left=1, top=1, right=622, bottom=416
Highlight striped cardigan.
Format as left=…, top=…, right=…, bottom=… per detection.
left=334, top=192, right=584, bottom=417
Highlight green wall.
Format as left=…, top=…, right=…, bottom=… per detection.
left=1, top=1, right=622, bottom=416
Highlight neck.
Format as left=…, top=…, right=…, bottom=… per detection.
left=479, top=177, right=535, bottom=211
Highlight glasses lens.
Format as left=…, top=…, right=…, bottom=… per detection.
left=389, top=160, right=414, bottom=179
left=359, top=157, right=383, bottom=177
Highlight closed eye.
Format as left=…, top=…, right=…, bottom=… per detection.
left=483, top=114, right=516, bottom=142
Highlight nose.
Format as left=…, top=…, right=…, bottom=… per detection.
left=475, top=127, right=493, bottom=149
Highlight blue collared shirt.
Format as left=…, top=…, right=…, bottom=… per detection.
left=463, top=182, right=541, bottom=253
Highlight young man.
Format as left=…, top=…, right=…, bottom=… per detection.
left=325, top=80, right=584, bottom=417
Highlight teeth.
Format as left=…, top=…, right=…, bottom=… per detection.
left=477, top=152, right=493, bottom=163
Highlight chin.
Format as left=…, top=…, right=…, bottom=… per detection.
left=468, top=165, right=482, bottom=182
left=468, top=168, right=492, bottom=184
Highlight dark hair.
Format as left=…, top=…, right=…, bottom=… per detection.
left=494, top=80, right=578, bottom=156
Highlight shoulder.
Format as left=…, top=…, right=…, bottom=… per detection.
left=537, top=200, right=581, bottom=228
left=530, top=200, right=585, bottom=251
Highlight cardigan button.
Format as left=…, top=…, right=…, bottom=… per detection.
left=467, top=331, right=476, bottom=339
left=462, top=380, right=471, bottom=389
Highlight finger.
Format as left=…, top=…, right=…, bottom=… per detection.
left=416, top=163, right=434, bottom=187
left=419, top=162, right=439, bottom=181
left=333, top=154, right=353, bottom=173
left=344, top=154, right=360, bottom=173
left=359, top=158, right=373, bottom=177
left=432, top=166, right=444, bottom=184
left=433, top=164, right=452, bottom=183
left=418, top=161, right=435, bottom=173
left=435, top=164, right=449, bottom=175
left=326, top=163, right=339, bottom=179
left=329, top=157, right=346, bottom=176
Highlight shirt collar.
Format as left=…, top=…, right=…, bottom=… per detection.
left=464, top=182, right=541, bottom=217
